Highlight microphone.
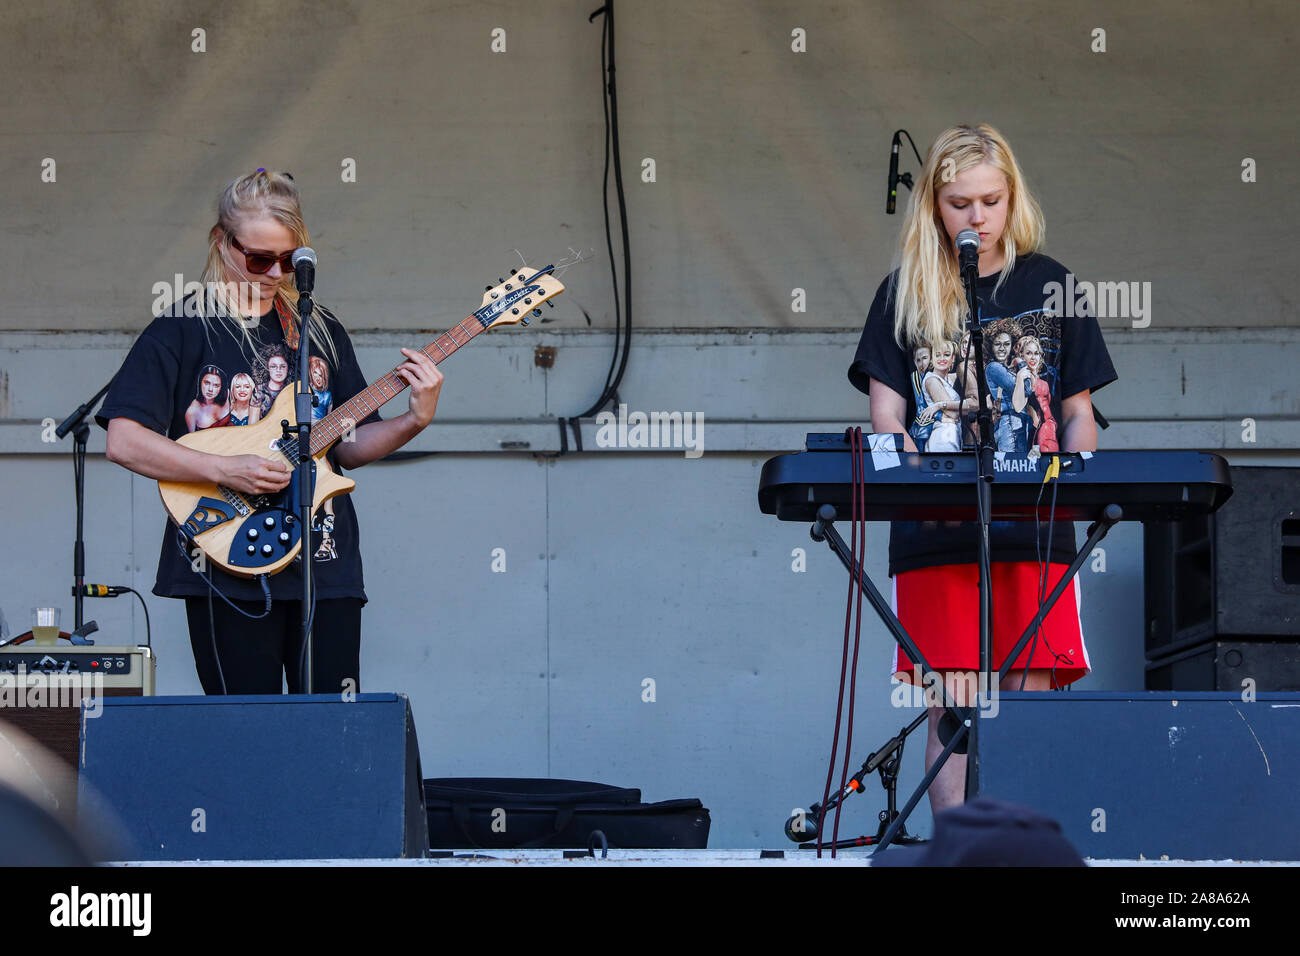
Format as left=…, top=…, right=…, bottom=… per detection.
left=75, top=585, right=129, bottom=597
left=955, top=228, right=981, bottom=261
left=886, top=131, right=901, bottom=214
left=785, top=807, right=820, bottom=844
left=955, top=228, right=981, bottom=282
left=292, top=246, right=317, bottom=294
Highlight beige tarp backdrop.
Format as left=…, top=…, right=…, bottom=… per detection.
left=2, top=0, right=1296, bottom=333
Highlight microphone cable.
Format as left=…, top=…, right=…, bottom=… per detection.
left=175, top=530, right=273, bottom=695
left=1023, top=456, right=1074, bottom=691
left=73, top=585, right=153, bottom=650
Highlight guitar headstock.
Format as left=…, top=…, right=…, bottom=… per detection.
left=477, top=266, right=565, bottom=330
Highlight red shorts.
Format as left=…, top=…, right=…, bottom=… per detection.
left=890, top=562, right=1089, bottom=689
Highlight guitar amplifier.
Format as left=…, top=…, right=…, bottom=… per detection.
left=0, top=645, right=156, bottom=773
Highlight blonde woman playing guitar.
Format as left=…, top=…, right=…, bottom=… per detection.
left=98, top=170, right=444, bottom=696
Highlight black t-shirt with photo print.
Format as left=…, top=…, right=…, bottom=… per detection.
left=96, top=297, right=384, bottom=603
left=847, top=253, right=1118, bottom=576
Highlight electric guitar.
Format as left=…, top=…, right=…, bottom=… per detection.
left=159, top=265, right=564, bottom=578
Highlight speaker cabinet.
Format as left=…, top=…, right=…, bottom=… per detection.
left=77, top=694, right=427, bottom=860
left=1145, top=465, right=1300, bottom=659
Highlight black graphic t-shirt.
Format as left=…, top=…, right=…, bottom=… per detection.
left=96, top=298, right=384, bottom=603
left=847, top=253, right=1118, bottom=575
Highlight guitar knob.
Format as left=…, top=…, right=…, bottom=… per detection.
left=261, top=544, right=274, bottom=557
left=246, top=545, right=257, bottom=555
left=279, top=532, right=290, bottom=544
left=247, top=528, right=259, bottom=540
left=264, top=516, right=276, bottom=529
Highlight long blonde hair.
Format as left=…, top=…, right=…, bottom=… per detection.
left=892, top=124, right=1045, bottom=349
left=198, top=169, right=339, bottom=369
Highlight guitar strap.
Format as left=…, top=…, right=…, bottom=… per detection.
left=273, top=297, right=300, bottom=351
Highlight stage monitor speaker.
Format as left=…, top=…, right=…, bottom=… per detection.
left=977, top=691, right=1300, bottom=861
left=77, top=694, right=427, bottom=861
left=1145, top=465, right=1300, bottom=658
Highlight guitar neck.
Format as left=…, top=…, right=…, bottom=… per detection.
left=310, top=315, right=486, bottom=455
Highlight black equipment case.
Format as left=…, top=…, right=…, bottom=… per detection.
left=423, top=778, right=710, bottom=850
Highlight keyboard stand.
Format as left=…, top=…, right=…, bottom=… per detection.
left=809, top=499, right=1124, bottom=855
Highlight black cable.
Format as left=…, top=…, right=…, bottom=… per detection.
left=208, top=588, right=228, bottom=695
left=898, top=129, right=925, bottom=166
left=295, top=584, right=319, bottom=694
left=1022, top=478, right=1050, bottom=690
left=1023, top=468, right=1071, bottom=690
left=176, top=529, right=272, bottom=695
left=817, top=427, right=862, bottom=858
left=591, top=4, right=621, bottom=409
left=174, top=530, right=273, bottom=620
left=567, top=2, right=633, bottom=439
left=121, top=587, right=152, bottom=651
left=1040, top=475, right=1074, bottom=690
left=833, top=427, right=868, bottom=854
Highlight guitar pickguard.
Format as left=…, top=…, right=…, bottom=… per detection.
left=183, top=497, right=238, bottom=537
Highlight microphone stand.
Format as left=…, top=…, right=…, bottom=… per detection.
left=958, top=234, right=996, bottom=800
left=55, top=379, right=113, bottom=631
left=290, top=252, right=317, bottom=694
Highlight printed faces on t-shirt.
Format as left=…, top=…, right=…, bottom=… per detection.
left=184, top=344, right=335, bottom=433
left=908, top=309, right=1061, bottom=456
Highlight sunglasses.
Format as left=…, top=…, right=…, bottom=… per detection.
left=230, top=235, right=296, bottom=275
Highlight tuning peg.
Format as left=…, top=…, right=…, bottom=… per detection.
left=545, top=300, right=555, bottom=308
left=497, top=277, right=505, bottom=284
left=485, top=285, right=493, bottom=291
left=532, top=309, right=542, bottom=317
left=520, top=315, right=530, bottom=326
left=510, top=268, right=518, bottom=275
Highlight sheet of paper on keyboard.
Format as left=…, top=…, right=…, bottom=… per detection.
left=868, top=432, right=901, bottom=471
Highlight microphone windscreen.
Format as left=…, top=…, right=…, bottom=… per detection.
left=955, top=229, right=980, bottom=253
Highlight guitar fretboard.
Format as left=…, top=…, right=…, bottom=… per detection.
left=309, top=314, right=489, bottom=455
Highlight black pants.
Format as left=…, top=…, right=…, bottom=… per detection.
left=185, top=595, right=362, bottom=695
